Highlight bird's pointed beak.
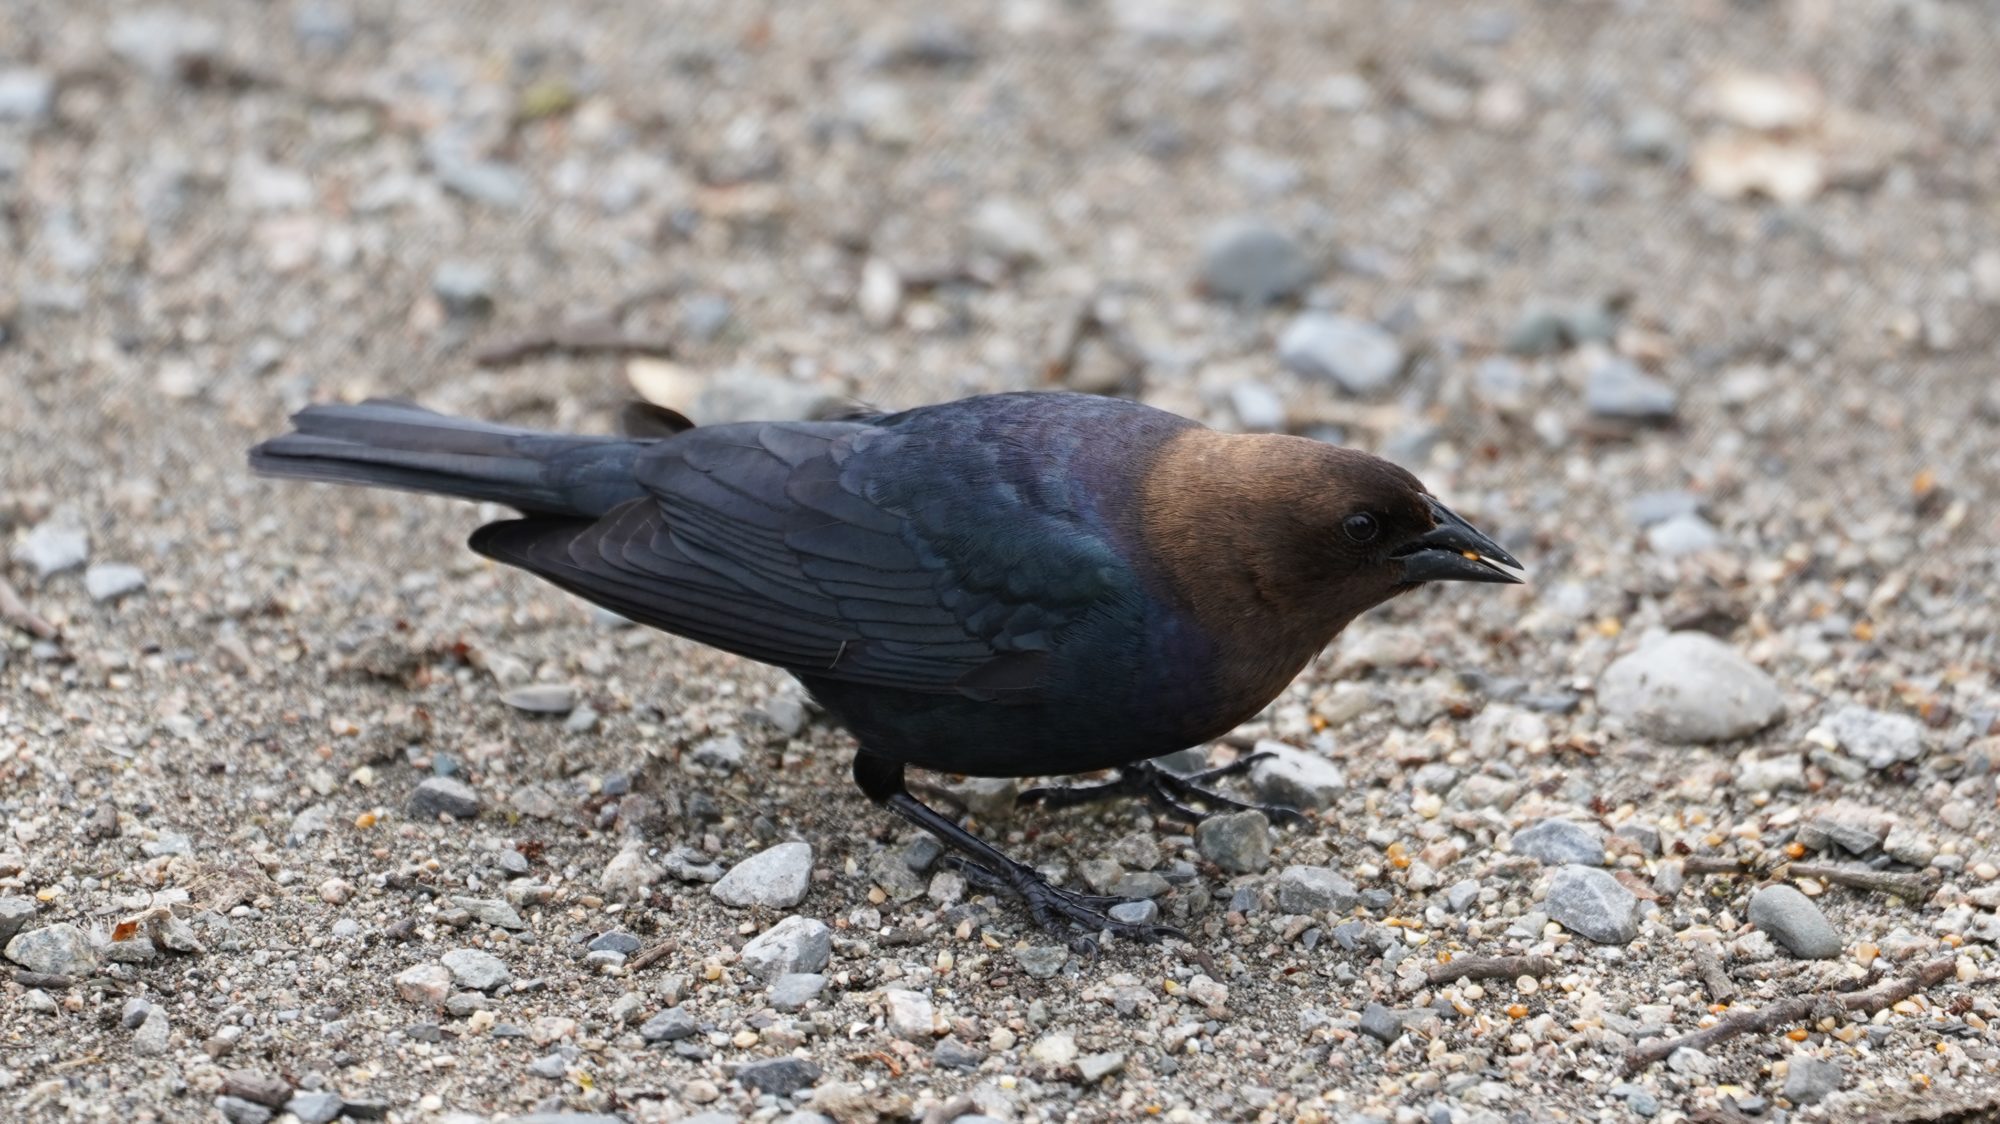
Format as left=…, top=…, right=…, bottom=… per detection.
left=1397, top=497, right=1526, bottom=585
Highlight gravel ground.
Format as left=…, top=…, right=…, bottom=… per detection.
left=5, top=2, right=2000, bottom=1122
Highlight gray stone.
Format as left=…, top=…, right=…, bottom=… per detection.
left=1357, top=1002, right=1409, bottom=1044
left=600, top=844, right=663, bottom=901
left=1511, top=819, right=1606, bottom=866
left=1075, top=1051, right=1126, bottom=1082
left=712, top=842, right=813, bottom=908
left=1470, top=356, right=1529, bottom=411
left=1597, top=632, right=1786, bottom=744
left=1585, top=356, right=1677, bottom=421
left=739, top=915, right=831, bottom=981
left=0, top=898, right=34, bottom=944
left=502, top=683, right=577, bottom=715
left=1196, top=810, right=1271, bottom=873
left=410, top=777, right=482, bottom=819
left=1544, top=865, right=1639, bottom=944
left=452, top=897, right=527, bottom=930
left=285, top=1092, right=344, bottom=1124
left=1279, top=313, right=1406, bottom=395
left=1013, top=945, right=1068, bottom=979
left=689, top=734, right=746, bottom=771
left=1646, top=513, right=1720, bottom=558
left=1228, top=381, right=1287, bottom=432
left=1626, top=490, right=1702, bottom=528
left=1824, top=706, right=1926, bottom=769
left=1782, top=1054, right=1842, bottom=1104
left=1619, top=108, right=1685, bottom=162
left=1609, top=1083, right=1660, bottom=1117
left=133, top=1007, right=170, bottom=1055
left=1445, top=879, right=1481, bottom=913
left=1248, top=741, right=1344, bottom=809
left=884, top=987, right=934, bottom=1041
left=435, top=156, right=530, bottom=208
left=13, top=522, right=88, bottom=578
left=768, top=973, right=826, bottom=1011
left=432, top=262, right=495, bottom=318
left=0, top=69, right=56, bottom=122
left=932, top=1036, right=985, bottom=1070
left=1108, top=900, right=1159, bottom=926
left=663, top=845, right=723, bottom=884
left=586, top=931, right=641, bottom=955
left=968, top=197, right=1055, bottom=265
left=1198, top=218, right=1314, bottom=304
left=1274, top=865, right=1359, bottom=914
left=106, top=10, right=223, bottom=82
left=120, top=998, right=152, bottom=1029
left=292, top=2, right=353, bottom=53
left=527, top=1052, right=567, bottom=1079
left=4, top=923, right=99, bottom=976
left=1749, top=886, right=1843, bottom=959
left=639, top=1006, right=698, bottom=1042
left=736, top=1056, right=821, bottom=1097
left=440, top=949, right=511, bottom=992
left=215, top=1096, right=274, bottom=1124
left=497, top=1117, right=629, bottom=1124
left=221, top=1070, right=290, bottom=1107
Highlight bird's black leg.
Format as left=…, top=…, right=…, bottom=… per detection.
left=1017, top=752, right=1307, bottom=825
left=852, top=753, right=1182, bottom=953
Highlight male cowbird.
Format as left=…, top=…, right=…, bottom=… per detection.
left=251, top=391, right=1521, bottom=946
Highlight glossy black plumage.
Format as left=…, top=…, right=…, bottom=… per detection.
left=251, top=389, right=1523, bottom=946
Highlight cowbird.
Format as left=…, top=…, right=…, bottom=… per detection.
left=251, top=391, right=1521, bottom=946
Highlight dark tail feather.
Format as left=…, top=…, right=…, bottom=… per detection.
left=248, top=399, right=651, bottom=518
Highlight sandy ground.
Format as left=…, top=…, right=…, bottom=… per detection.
left=4, top=1, right=1999, bottom=1122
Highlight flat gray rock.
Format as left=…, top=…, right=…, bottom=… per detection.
left=1274, top=865, right=1359, bottom=914
left=1749, top=885, right=1843, bottom=959
left=83, top=562, right=147, bottom=602
left=1195, top=811, right=1271, bottom=874
left=410, top=776, right=482, bottom=819
left=1248, top=741, right=1344, bottom=809
left=1597, top=632, right=1785, bottom=743
left=1511, top=819, right=1606, bottom=866
left=1544, top=865, right=1639, bottom=944
left=13, top=522, right=89, bottom=578
left=1782, top=1054, right=1843, bottom=1104
left=4, top=922, right=100, bottom=976
left=441, top=948, right=511, bottom=991
left=712, top=841, right=813, bottom=908
left=1198, top=218, right=1313, bottom=304
left=1278, top=313, right=1405, bottom=395
left=1824, top=705, right=1926, bottom=769
left=767, top=972, right=827, bottom=1012
left=739, top=915, right=831, bottom=981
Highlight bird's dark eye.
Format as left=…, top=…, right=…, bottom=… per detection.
left=1342, top=513, right=1379, bottom=543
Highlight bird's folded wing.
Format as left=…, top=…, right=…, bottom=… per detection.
left=469, top=421, right=1122, bottom=699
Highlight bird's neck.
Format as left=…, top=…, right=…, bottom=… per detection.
left=1135, top=430, right=1370, bottom=719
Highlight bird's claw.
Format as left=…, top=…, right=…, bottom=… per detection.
left=941, top=854, right=1184, bottom=948
left=1019, top=753, right=1308, bottom=826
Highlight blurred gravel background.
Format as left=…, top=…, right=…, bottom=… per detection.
left=3, top=2, right=1999, bottom=1122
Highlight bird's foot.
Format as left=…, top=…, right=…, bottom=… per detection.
left=942, top=855, right=1183, bottom=955
left=1018, top=753, right=1307, bottom=826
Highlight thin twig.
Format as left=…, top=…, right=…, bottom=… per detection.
left=473, top=320, right=677, bottom=368
left=0, top=575, right=58, bottom=639
left=1424, top=954, right=1553, bottom=987
left=1786, top=861, right=1938, bottom=901
left=1681, top=855, right=1756, bottom=876
left=629, top=941, right=677, bottom=971
left=1624, top=956, right=1957, bottom=1074
left=1694, top=949, right=1738, bottom=1004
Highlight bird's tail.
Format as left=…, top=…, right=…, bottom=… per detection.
left=248, top=398, right=662, bottom=518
